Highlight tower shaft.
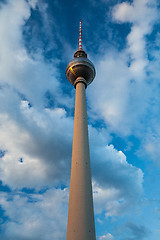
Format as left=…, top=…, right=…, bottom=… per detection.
left=67, top=80, right=96, bottom=240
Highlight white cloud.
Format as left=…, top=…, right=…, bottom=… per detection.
left=28, top=0, right=38, bottom=9
left=88, top=0, right=160, bottom=153
left=0, top=188, right=69, bottom=240
left=88, top=52, right=132, bottom=135
left=88, top=51, right=151, bottom=136
left=113, top=0, right=158, bottom=77
left=111, top=0, right=160, bottom=165
left=93, top=183, right=124, bottom=217
left=0, top=0, right=73, bottom=190
left=0, top=103, right=73, bottom=189
left=137, top=125, right=160, bottom=164
left=0, top=0, right=69, bottom=109
left=91, top=144, right=143, bottom=217
left=98, top=233, right=114, bottom=240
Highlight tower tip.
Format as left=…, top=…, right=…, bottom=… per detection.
left=79, top=21, right=82, bottom=50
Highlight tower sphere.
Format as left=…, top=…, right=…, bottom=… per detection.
left=66, top=50, right=96, bottom=88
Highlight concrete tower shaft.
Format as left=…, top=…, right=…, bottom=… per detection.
left=66, top=22, right=96, bottom=240
left=67, top=79, right=96, bottom=240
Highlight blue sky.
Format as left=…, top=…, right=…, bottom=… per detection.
left=0, top=0, right=160, bottom=239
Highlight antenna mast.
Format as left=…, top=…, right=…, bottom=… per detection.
left=79, top=21, right=82, bottom=50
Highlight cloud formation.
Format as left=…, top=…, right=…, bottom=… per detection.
left=98, top=233, right=114, bottom=240
left=0, top=0, right=152, bottom=239
left=0, top=0, right=143, bottom=190
left=92, top=144, right=143, bottom=217
left=113, top=0, right=158, bottom=77
left=0, top=188, right=69, bottom=240
left=88, top=0, right=160, bottom=166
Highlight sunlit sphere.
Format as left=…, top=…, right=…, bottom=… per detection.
left=66, top=50, right=96, bottom=88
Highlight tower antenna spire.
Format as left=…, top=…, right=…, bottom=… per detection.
left=79, top=20, right=82, bottom=50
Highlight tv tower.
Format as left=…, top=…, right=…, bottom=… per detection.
left=66, top=21, right=96, bottom=240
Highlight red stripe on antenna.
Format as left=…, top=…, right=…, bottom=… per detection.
left=79, top=21, right=82, bottom=50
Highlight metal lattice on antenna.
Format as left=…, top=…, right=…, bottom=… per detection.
left=79, top=21, right=82, bottom=50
